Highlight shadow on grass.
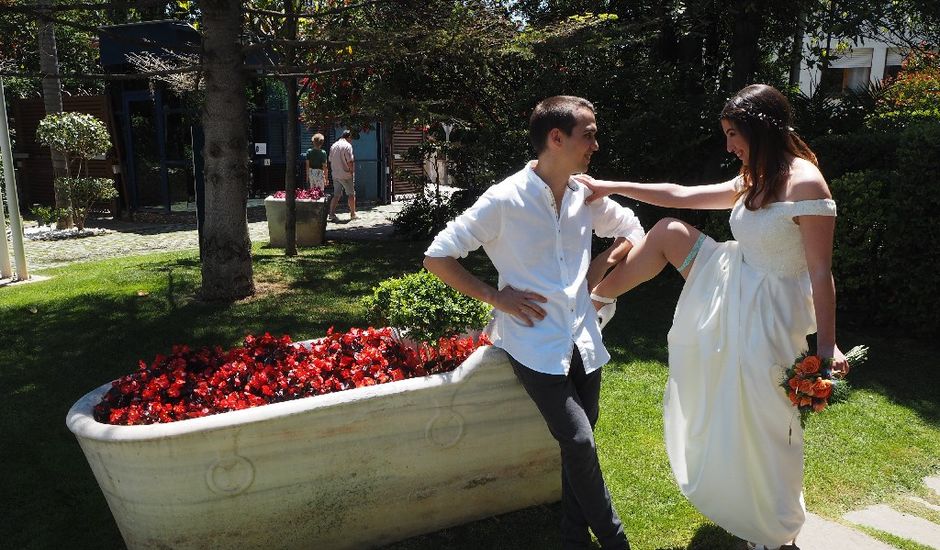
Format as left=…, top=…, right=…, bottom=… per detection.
left=657, top=524, right=740, bottom=550
left=387, top=509, right=741, bottom=550
left=383, top=502, right=570, bottom=549
left=601, top=273, right=684, bottom=367
left=1, top=239, right=936, bottom=548
left=837, top=328, right=940, bottom=427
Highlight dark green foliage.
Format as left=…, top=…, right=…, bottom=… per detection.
left=392, top=187, right=468, bottom=240
left=29, top=204, right=69, bottom=227
left=812, top=132, right=900, bottom=181
left=362, top=269, right=491, bottom=344
left=55, top=177, right=118, bottom=230
left=830, top=122, right=940, bottom=336
left=791, top=82, right=889, bottom=140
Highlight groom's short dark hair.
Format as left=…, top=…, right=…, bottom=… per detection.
left=529, top=96, right=595, bottom=155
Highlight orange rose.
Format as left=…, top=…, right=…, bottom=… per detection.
left=788, top=378, right=800, bottom=390
left=798, top=379, right=816, bottom=396
left=812, top=379, right=833, bottom=399
left=788, top=390, right=799, bottom=405
left=800, top=356, right=821, bottom=374
left=799, top=396, right=813, bottom=407
left=812, top=399, right=827, bottom=412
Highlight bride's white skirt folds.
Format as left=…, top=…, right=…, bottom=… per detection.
left=664, top=237, right=816, bottom=547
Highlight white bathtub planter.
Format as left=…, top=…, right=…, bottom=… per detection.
left=67, top=345, right=560, bottom=549
left=264, top=195, right=329, bottom=247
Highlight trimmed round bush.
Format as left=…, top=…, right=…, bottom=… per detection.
left=363, top=269, right=491, bottom=344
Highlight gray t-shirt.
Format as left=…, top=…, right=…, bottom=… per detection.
left=328, top=139, right=354, bottom=179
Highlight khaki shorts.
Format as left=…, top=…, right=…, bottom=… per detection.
left=333, top=176, right=355, bottom=197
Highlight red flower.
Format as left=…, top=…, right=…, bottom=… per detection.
left=799, top=355, right=821, bottom=375
left=94, top=329, right=490, bottom=425
left=272, top=188, right=324, bottom=201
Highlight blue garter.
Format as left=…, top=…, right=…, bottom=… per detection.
left=677, top=233, right=706, bottom=272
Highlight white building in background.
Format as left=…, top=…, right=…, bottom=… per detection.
left=798, top=36, right=910, bottom=97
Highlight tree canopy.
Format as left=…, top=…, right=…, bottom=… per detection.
left=1, top=0, right=937, bottom=300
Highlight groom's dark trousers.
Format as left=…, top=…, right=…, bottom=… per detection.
left=507, top=347, right=629, bottom=550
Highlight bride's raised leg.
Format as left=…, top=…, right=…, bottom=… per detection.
left=591, top=217, right=703, bottom=308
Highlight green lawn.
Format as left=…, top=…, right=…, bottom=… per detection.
left=1, top=242, right=937, bottom=549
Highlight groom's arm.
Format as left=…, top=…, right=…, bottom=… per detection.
left=424, top=256, right=499, bottom=307
left=587, top=237, right=633, bottom=290
left=424, top=256, right=548, bottom=327
left=424, top=190, right=547, bottom=326
left=586, top=197, right=645, bottom=289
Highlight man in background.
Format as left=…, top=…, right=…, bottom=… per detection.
left=328, top=129, right=356, bottom=221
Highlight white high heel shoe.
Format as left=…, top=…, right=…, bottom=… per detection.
left=590, top=293, right=616, bottom=330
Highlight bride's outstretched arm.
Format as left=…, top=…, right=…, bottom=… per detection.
left=574, top=175, right=739, bottom=210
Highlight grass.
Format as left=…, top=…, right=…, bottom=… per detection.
left=1, top=242, right=938, bottom=549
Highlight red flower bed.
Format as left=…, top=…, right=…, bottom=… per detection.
left=272, top=188, right=324, bottom=201
left=94, top=327, right=490, bottom=426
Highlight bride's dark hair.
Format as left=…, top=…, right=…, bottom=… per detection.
left=720, top=84, right=817, bottom=210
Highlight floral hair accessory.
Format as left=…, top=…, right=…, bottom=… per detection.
left=723, top=96, right=791, bottom=132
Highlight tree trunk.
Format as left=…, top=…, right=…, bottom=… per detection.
left=282, top=0, right=299, bottom=256
left=199, top=0, right=254, bottom=300
left=702, top=0, right=721, bottom=87
left=730, top=0, right=763, bottom=92
left=652, top=2, right=678, bottom=64
left=284, top=76, right=299, bottom=256
left=37, top=0, right=72, bottom=229
left=789, top=13, right=807, bottom=89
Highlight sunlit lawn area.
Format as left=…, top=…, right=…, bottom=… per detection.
left=1, top=241, right=937, bottom=549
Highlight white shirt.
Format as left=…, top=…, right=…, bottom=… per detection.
left=328, top=139, right=354, bottom=179
left=425, top=164, right=645, bottom=375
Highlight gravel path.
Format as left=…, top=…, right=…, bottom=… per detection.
left=15, top=201, right=403, bottom=271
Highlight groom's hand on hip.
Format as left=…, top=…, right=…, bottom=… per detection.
left=493, top=286, right=548, bottom=327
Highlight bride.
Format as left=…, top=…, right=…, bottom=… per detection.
left=581, top=84, right=848, bottom=549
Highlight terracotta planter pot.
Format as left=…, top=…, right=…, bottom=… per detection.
left=66, top=346, right=560, bottom=549
left=264, top=196, right=329, bottom=247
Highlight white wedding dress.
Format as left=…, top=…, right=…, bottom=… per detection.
left=663, top=187, right=837, bottom=546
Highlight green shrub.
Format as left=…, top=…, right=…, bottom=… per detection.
left=35, top=112, right=111, bottom=168
left=363, top=269, right=491, bottom=344
left=55, top=177, right=118, bottom=230
left=35, top=112, right=115, bottom=228
left=830, top=122, right=940, bottom=336
left=392, top=185, right=467, bottom=240
left=830, top=169, right=892, bottom=322
left=29, top=205, right=70, bottom=227
left=811, top=131, right=899, bottom=181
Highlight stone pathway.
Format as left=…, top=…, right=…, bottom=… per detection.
left=845, top=505, right=940, bottom=548
left=14, top=201, right=403, bottom=271
left=797, top=512, right=896, bottom=549
left=796, top=475, right=940, bottom=549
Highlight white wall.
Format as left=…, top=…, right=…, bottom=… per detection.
left=798, top=35, right=907, bottom=96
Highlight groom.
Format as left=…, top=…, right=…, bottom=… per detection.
left=424, top=96, right=644, bottom=549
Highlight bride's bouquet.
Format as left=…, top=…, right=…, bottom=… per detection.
left=781, top=345, right=868, bottom=433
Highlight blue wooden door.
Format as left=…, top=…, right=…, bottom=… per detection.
left=333, top=124, right=380, bottom=202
